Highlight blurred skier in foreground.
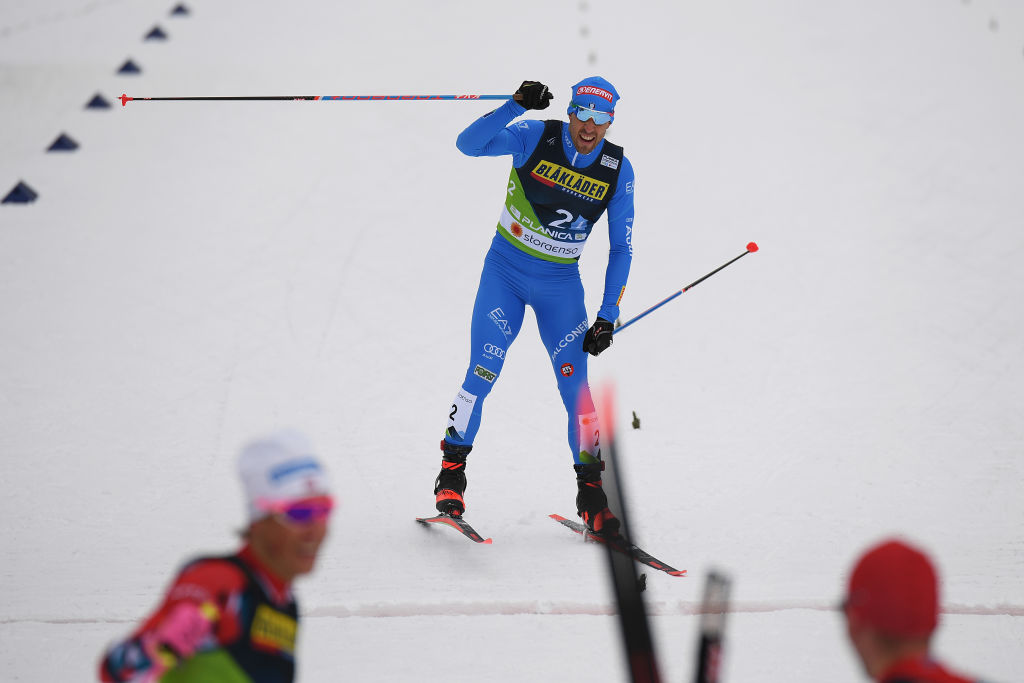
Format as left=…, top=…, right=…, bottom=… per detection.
left=433, top=77, right=635, bottom=536
left=841, top=538, right=984, bottom=683
left=99, top=430, right=333, bottom=682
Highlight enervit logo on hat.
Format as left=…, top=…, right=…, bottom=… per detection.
left=567, top=76, right=620, bottom=118
left=576, top=85, right=614, bottom=103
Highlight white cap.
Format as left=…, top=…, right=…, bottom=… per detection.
left=238, top=429, right=332, bottom=522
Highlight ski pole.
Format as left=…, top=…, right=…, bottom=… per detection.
left=693, top=570, right=732, bottom=683
left=593, top=384, right=664, bottom=683
left=614, top=242, right=759, bottom=335
left=119, top=93, right=520, bottom=107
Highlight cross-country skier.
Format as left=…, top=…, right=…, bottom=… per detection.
left=98, top=431, right=333, bottom=682
left=433, top=77, right=635, bottom=536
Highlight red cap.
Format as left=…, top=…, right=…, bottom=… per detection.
left=845, top=539, right=939, bottom=638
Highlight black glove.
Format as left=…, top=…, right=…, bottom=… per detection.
left=514, top=80, right=553, bottom=110
left=582, top=317, right=614, bottom=356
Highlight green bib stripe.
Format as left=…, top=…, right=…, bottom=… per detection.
left=160, top=651, right=251, bottom=683
left=497, top=168, right=584, bottom=264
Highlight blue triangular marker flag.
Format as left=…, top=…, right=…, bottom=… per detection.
left=2, top=181, right=39, bottom=204
left=117, top=59, right=142, bottom=74
left=145, top=25, right=168, bottom=40
left=86, top=93, right=111, bottom=109
left=47, top=133, right=79, bottom=152
left=170, top=3, right=190, bottom=15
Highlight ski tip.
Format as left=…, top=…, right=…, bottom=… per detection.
left=668, top=569, right=687, bottom=577
left=746, top=241, right=759, bottom=253
left=417, top=514, right=492, bottom=544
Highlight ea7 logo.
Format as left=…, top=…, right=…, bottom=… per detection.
left=488, top=308, right=512, bottom=338
left=474, top=365, right=497, bottom=383
left=560, top=363, right=574, bottom=377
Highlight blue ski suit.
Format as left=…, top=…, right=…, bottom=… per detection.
left=443, top=99, right=635, bottom=464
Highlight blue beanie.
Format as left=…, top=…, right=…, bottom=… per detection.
left=567, top=76, right=620, bottom=120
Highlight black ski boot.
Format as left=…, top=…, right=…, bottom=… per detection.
left=574, top=462, right=621, bottom=537
left=434, top=440, right=472, bottom=516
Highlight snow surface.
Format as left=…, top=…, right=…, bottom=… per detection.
left=2, top=0, right=1023, bottom=681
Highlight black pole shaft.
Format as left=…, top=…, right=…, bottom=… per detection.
left=680, top=249, right=752, bottom=294
left=615, top=242, right=758, bottom=335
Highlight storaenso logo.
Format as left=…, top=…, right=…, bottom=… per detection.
left=474, top=365, right=497, bottom=383
left=551, top=319, right=589, bottom=361
left=483, top=343, right=505, bottom=359
left=520, top=232, right=581, bottom=258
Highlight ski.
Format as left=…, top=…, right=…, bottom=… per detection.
left=416, top=513, right=492, bottom=544
left=550, top=514, right=686, bottom=577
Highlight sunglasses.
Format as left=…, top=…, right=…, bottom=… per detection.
left=570, top=102, right=613, bottom=125
left=261, top=496, right=335, bottom=525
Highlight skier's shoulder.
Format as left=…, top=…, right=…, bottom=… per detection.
left=619, top=153, right=634, bottom=182
left=171, top=553, right=250, bottom=598
left=508, top=117, right=548, bottom=144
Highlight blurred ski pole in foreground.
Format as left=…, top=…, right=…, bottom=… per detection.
left=593, top=384, right=663, bottom=683
left=693, top=570, right=732, bottom=683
